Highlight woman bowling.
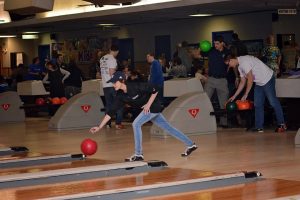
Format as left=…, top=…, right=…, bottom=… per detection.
left=89, top=71, right=197, bottom=162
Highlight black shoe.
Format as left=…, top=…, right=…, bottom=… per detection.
left=181, top=144, right=198, bottom=157
left=251, top=128, right=264, bottom=133
left=125, top=154, right=144, bottom=162
left=275, top=124, right=287, bottom=133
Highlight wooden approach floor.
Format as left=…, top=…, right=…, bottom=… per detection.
left=0, top=118, right=300, bottom=199
left=140, top=179, right=300, bottom=200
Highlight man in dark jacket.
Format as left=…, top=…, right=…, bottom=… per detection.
left=90, top=71, right=197, bottom=162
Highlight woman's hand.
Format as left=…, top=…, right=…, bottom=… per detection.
left=89, top=127, right=100, bottom=134
left=241, top=94, right=248, bottom=101
left=142, top=103, right=151, bottom=114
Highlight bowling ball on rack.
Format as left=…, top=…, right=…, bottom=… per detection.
left=51, top=97, right=61, bottom=105
left=35, top=98, right=45, bottom=105
left=226, top=101, right=238, bottom=112
left=81, top=138, right=98, bottom=156
left=60, top=97, right=68, bottom=104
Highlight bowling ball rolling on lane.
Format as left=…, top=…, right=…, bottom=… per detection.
left=81, top=138, right=98, bottom=156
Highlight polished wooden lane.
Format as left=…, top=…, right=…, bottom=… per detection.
left=1, top=120, right=299, bottom=181
left=0, top=152, right=50, bottom=161
left=1, top=118, right=300, bottom=199
left=0, top=168, right=234, bottom=199
left=0, top=159, right=167, bottom=190
left=0, top=146, right=28, bottom=156
left=0, top=153, right=86, bottom=169
left=0, top=158, right=114, bottom=176
left=139, top=179, right=300, bottom=200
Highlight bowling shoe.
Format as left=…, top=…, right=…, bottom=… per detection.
left=251, top=128, right=264, bottom=133
left=181, top=143, right=198, bottom=157
left=125, top=154, right=144, bottom=162
left=116, top=124, right=125, bottom=130
left=275, top=124, right=287, bottom=133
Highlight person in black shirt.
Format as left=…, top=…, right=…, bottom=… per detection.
left=90, top=71, right=197, bottom=162
left=205, top=36, right=231, bottom=127
left=43, top=61, right=70, bottom=98
left=64, top=59, right=85, bottom=99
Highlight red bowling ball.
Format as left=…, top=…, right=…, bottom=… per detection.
left=81, top=138, right=98, bottom=156
left=35, top=98, right=45, bottom=105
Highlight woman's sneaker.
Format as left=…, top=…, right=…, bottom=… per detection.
left=125, top=154, right=144, bottom=162
left=251, top=128, right=264, bottom=133
left=275, top=124, right=287, bottom=133
left=181, top=144, right=198, bottom=157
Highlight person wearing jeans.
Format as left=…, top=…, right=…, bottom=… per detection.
left=225, top=55, right=286, bottom=132
left=90, top=71, right=197, bottom=162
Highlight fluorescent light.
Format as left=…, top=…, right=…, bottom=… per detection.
left=22, top=34, right=39, bottom=39
left=23, top=31, right=40, bottom=34
left=98, top=23, right=116, bottom=26
left=189, top=14, right=213, bottom=17
left=42, top=0, right=181, bottom=18
left=0, top=2, right=11, bottom=23
left=0, top=35, right=16, bottom=38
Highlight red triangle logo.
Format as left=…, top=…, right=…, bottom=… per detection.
left=81, top=105, right=91, bottom=113
left=188, top=108, right=199, bottom=118
left=1, top=104, right=10, bottom=111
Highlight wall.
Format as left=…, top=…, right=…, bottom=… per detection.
left=2, top=38, right=35, bottom=67
left=55, top=11, right=273, bottom=62
left=272, top=14, right=300, bottom=43
left=3, top=11, right=300, bottom=71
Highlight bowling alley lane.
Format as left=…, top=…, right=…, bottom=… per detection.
left=0, top=158, right=113, bottom=176
left=0, top=168, right=224, bottom=199
left=138, top=179, right=300, bottom=200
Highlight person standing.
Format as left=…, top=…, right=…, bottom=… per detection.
left=205, top=36, right=231, bottom=127
left=178, top=41, right=193, bottom=75
left=90, top=71, right=197, bottom=161
left=64, top=59, right=85, bottom=99
left=56, top=54, right=68, bottom=70
left=226, top=55, right=287, bottom=133
left=28, top=57, right=46, bottom=80
left=43, top=61, right=70, bottom=98
left=262, top=34, right=281, bottom=77
left=281, top=41, right=298, bottom=72
left=100, top=45, right=124, bottom=129
left=147, top=53, right=164, bottom=104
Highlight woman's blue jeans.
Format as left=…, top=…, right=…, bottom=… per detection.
left=254, top=76, right=285, bottom=129
left=132, top=112, right=194, bottom=155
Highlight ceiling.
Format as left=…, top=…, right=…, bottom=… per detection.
left=0, top=0, right=299, bottom=35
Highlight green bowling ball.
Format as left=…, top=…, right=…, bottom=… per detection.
left=199, top=40, right=212, bottom=52
left=226, top=101, right=238, bottom=112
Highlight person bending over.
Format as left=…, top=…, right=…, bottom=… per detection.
left=90, top=71, right=197, bottom=162
left=225, top=54, right=286, bottom=133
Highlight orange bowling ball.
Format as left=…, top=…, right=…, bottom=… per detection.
left=81, top=138, right=98, bottom=156
left=60, top=97, right=68, bottom=104
left=236, top=100, right=253, bottom=110
left=51, top=97, right=61, bottom=105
